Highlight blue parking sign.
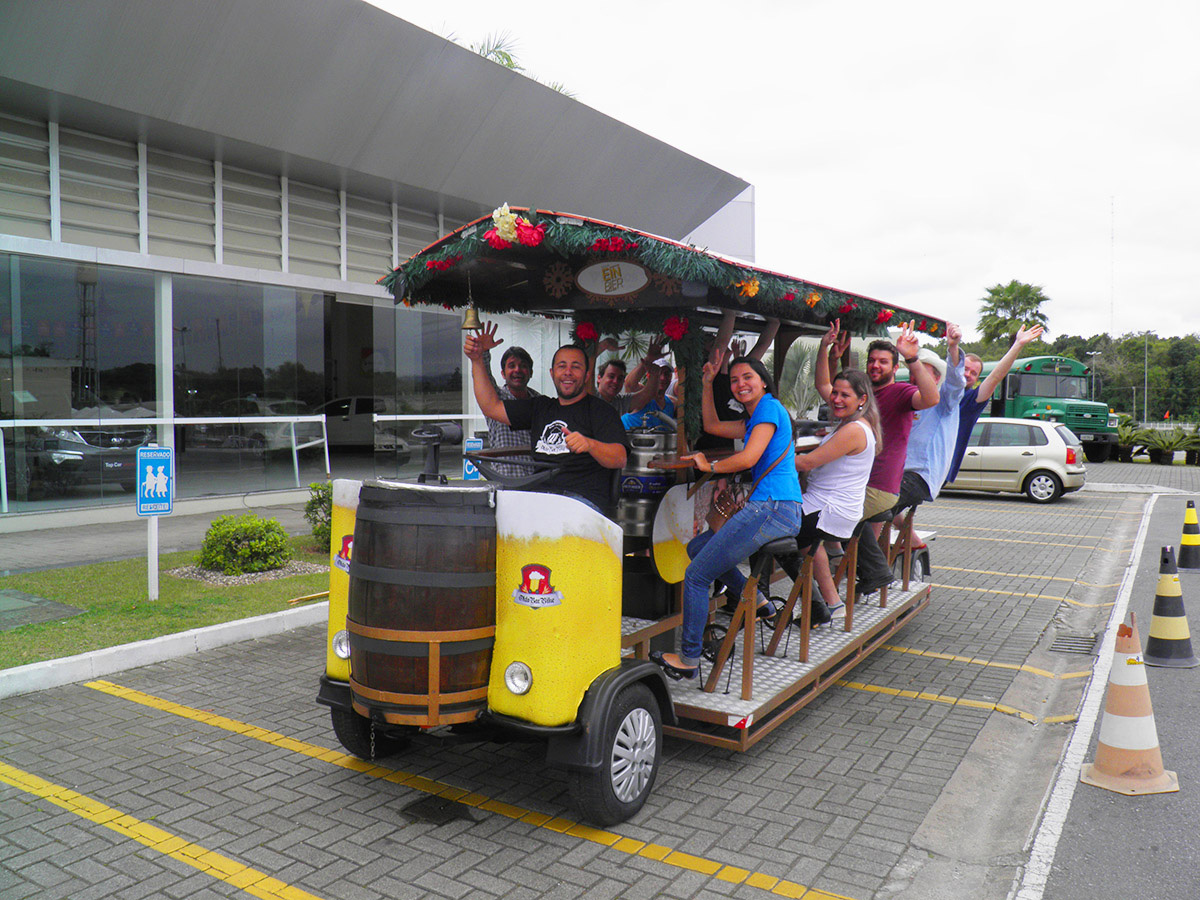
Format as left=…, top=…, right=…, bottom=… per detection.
left=136, top=446, right=173, bottom=516
left=463, top=438, right=482, bottom=481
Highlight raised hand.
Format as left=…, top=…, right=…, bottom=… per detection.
left=1015, top=324, right=1044, bottom=347
left=820, top=318, right=841, bottom=349
left=474, top=320, right=503, bottom=355
left=946, top=322, right=962, bottom=345
left=730, top=337, right=747, bottom=359
left=703, top=347, right=727, bottom=383
left=598, top=336, right=621, bottom=354
left=896, top=320, right=920, bottom=361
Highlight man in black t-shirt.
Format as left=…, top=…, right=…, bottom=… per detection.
left=466, top=335, right=629, bottom=515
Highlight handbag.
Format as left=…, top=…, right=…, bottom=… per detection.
left=704, top=445, right=792, bottom=532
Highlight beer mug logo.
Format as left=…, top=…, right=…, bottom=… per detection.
left=514, top=563, right=564, bottom=608
left=334, top=534, right=353, bottom=573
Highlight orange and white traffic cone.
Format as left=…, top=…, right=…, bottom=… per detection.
left=1144, top=546, right=1198, bottom=668
left=1178, top=500, right=1200, bottom=571
left=1081, top=613, right=1178, bottom=795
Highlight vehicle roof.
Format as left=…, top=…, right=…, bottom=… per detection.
left=382, top=207, right=947, bottom=341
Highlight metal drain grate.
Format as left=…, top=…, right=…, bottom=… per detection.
left=1049, top=633, right=1099, bottom=655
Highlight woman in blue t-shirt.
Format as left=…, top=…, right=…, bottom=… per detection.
left=651, top=354, right=802, bottom=680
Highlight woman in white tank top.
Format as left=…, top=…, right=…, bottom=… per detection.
left=792, top=369, right=881, bottom=613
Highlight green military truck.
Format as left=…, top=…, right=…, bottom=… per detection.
left=979, top=355, right=1118, bottom=462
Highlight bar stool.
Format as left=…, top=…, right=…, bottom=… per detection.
left=879, top=506, right=918, bottom=605
left=703, top=536, right=797, bottom=699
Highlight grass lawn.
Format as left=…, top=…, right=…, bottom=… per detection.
left=0, top=535, right=329, bottom=670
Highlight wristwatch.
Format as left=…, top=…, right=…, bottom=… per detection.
left=904, top=355, right=919, bottom=364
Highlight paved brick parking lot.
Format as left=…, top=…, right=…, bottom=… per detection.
left=0, top=489, right=1143, bottom=900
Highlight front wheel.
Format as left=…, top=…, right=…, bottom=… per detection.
left=568, top=683, right=661, bottom=826
left=329, top=707, right=408, bottom=760
left=892, top=548, right=929, bottom=586
left=1024, top=471, right=1063, bottom=504
left=1083, top=444, right=1111, bottom=463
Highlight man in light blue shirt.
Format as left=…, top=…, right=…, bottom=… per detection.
left=892, top=323, right=965, bottom=547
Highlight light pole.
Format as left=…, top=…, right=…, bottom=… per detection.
left=1086, top=350, right=1100, bottom=400
left=1144, top=333, right=1149, bottom=422
left=1131, top=386, right=1137, bottom=423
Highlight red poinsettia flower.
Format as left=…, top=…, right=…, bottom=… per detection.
left=663, top=316, right=689, bottom=341
left=782, top=292, right=796, bottom=302
left=918, top=319, right=928, bottom=331
left=839, top=301, right=856, bottom=315
left=515, top=219, right=546, bottom=247
left=575, top=321, right=599, bottom=342
left=875, top=309, right=894, bottom=325
left=484, top=228, right=512, bottom=250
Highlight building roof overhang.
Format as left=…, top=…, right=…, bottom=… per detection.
left=0, top=0, right=748, bottom=237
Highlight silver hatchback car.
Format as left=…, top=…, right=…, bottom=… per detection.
left=944, top=417, right=1086, bottom=503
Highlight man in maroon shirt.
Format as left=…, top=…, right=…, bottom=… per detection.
left=817, top=319, right=939, bottom=594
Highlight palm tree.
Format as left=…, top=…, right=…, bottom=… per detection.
left=764, top=340, right=822, bottom=419
left=464, top=32, right=576, bottom=97
left=977, top=280, right=1051, bottom=347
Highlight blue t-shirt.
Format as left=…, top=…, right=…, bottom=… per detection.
left=621, top=396, right=676, bottom=430
left=946, top=386, right=990, bottom=484
left=745, top=394, right=803, bottom=502
left=904, top=353, right=965, bottom=498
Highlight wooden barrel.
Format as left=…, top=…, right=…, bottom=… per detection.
left=347, top=480, right=497, bottom=726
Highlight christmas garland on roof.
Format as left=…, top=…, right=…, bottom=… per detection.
left=379, top=204, right=944, bottom=340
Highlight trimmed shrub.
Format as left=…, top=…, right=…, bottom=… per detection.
left=199, top=513, right=292, bottom=575
left=305, top=481, right=332, bottom=547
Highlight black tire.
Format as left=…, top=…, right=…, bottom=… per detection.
left=568, top=683, right=661, bottom=826
left=1024, top=470, right=1063, bottom=504
left=329, top=707, right=407, bottom=760
left=1083, top=444, right=1111, bottom=463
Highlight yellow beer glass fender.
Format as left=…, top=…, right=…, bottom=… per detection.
left=489, top=491, right=623, bottom=726
left=652, top=483, right=704, bottom=584
left=325, top=479, right=361, bottom=681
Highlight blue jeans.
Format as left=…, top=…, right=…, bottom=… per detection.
left=679, top=499, right=802, bottom=665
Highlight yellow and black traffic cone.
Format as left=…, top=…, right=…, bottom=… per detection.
left=1178, top=500, right=1200, bottom=571
left=1144, top=546, right=1198, bottom=668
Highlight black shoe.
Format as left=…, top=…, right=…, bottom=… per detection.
left=794, top=597, right=833, bottom=628
left=650, top=650, right=699, bottom=680
left=756, top=598, right=782, bottom=628
left=857, top=574, right=895, bottom=596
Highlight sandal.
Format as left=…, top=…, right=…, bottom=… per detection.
left=650, top=650, right=699, bottom=681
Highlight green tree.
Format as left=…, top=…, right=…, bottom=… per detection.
left=977, top=280, right=1051, bottom=347
left=462, top=31, right=576, bottom=97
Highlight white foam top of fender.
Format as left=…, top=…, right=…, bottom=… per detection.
left=332, top=479, right=363, bottom=509
left=496, top=491, right=623, bottom=556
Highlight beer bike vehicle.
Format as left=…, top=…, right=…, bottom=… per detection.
left=318, top=206, right=945, bottom=824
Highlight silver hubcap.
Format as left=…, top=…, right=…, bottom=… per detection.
left=611, top=707, right=656, bottom=802
left=1029, top=475, right=1056, bottom=501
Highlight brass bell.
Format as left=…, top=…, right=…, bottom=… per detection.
left=461, top=305, right=482, bottom=331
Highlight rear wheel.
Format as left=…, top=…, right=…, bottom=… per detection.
left=329, top=707, right=408, bottom=760
left=892, top=548, right=929, bottom=586
left=1084, top=444, right=1111, bottom=463
left=1024, top=471, right=1063, bottom=504
left=569, top=683, right=661, bottom=825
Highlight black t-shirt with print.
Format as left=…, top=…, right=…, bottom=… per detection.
left=695, top=373, right=745, bottom=452
left=504, top=393, right=630, bottom=513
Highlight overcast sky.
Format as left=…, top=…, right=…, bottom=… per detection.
left=374, top=1, right=1198, bottom=341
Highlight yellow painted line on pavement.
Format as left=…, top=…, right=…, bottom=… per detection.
left=931, top=583, right=1114, bottom=608
left=936, top=566, right=1124, bottom=591
left=0, top=760, right=329, bottom=900
left=937, top=565, right=1080, bottom=583
left=929, top=524, right=1105, bottom=539
left=934, top=533, right=1097, bottom=548
left=924, top=504, right=1116, bottom=519
left=84, top=681, right=851, bottom=900
left=833, top=680, right=1076, bottom=725
left=882, top=645, right=1092, bottom=680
